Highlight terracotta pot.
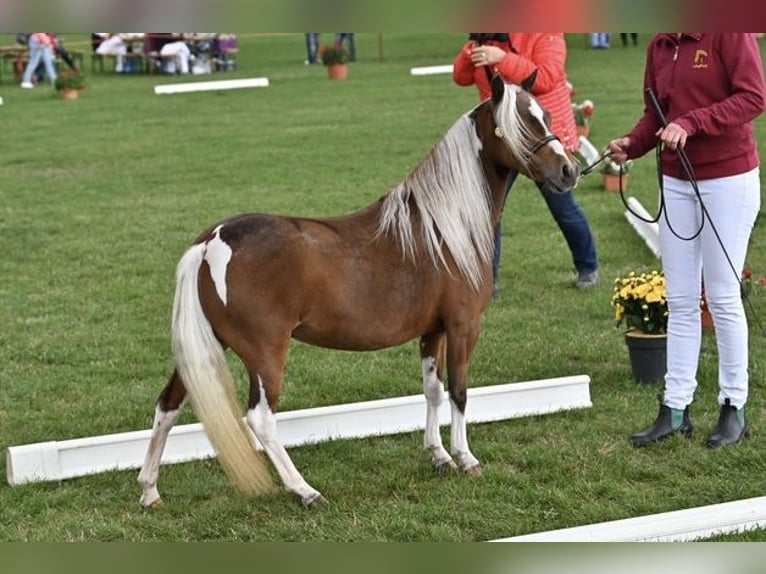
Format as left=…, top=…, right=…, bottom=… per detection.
left=701, top=308, right=714, bottom=330
left=603, top=173, right=628, bottom=192
left=700, top=295, right=715, bottom=330
left=624, top=330, right=667, bottom=385
left=326, top=63, right=348, bottom=80
left=60, top=88, right=79, bottom=100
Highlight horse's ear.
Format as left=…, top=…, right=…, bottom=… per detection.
left=520, top=70, right=538, bottom=92
left=490, top=73, right=506, bottom=105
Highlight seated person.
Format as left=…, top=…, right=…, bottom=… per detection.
left=94, top=33, right=144, bottom=72
left=146, top=33, right=192, bottom=74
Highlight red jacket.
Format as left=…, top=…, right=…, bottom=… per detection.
left=627, top=33, right=765, bottom=180
left=453, top=33, right=579, bottom=153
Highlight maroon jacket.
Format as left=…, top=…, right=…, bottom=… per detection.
left=627, top=33, right=765, bottom=180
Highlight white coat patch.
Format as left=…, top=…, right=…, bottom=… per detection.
left=204, top=224, right=232, bottom=305
left=527, top=99, right=567, bottom=156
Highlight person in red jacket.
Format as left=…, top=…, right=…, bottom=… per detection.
left=453, top=33, right=599, bottom=295
left=607, top=33, right=766, bottom=448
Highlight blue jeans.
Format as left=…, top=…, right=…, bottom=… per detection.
left=22, top=36, right=57, bottom=85
left=493, top=171, right=599, bottom=285
left=305, top=33, right=320, bottom=63
left=334, top=33, right=356, bottom=60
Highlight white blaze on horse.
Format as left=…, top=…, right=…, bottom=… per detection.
left=137, top=74, right=580, bottom=508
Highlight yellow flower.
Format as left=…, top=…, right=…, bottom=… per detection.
left=610, top=269, right=668, bottom=335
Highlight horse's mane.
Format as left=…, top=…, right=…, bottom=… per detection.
left=492, top=84, right=540, bottom=174
left=376, top=110, right=493, bottom=292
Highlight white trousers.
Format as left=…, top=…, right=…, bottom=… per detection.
left=659, top=168, right=760, bottom=410
left=160, top=41, right=191, bottom=74
left=96, top=36, right=127, bottom=70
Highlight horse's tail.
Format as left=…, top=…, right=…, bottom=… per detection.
left=171, top=243, right=274, bottom=496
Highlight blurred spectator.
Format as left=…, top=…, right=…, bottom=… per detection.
left=334, top=33, right=356, bottom=61
left=143, top=33, right=193, bottom=74
left=305, top=33, right=320, bottom=64
left=590, top=33, right=611, bottom=49
left=95, top=33, right=128, bottom=72
left=620, top=33, right=638, bottom=47
left=157, top=33, right=193, bottom=74
left=20, top=33, right=56, bottom=89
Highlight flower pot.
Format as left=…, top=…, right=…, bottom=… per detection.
left=326, top=63, right=348, bottom=80
left=624, top=330, right=666, bottom=385
left=60, top=88, right=79, bottom=100
left=701, top=308, right=714, bottom=330
left=603, top=173, right=628, bottom=192
left=700, top=296, right=715, bottom=330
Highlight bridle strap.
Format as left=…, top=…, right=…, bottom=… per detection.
left=529, top=133, right=559, bottom=154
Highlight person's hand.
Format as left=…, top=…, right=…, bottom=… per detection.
left=606, top=137, right=631, bottom=164
left=470, top=44, right=504, bottom=67
left=656, top=122, right=688, bottom=151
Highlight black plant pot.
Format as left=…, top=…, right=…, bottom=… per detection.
left=624, top=330, right=667, bottom=384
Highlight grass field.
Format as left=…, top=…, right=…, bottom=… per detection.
left=1, top=33, right=765, bottom=541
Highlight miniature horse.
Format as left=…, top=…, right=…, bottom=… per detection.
left=137, top=74, right=580, bottom=508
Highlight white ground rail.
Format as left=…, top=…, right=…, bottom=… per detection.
left=154, top=77, right=269, bottom=95
left=410, top=65, right=454, bottom=76
left=7, top=375, right=591, bottom=486
left=625, top=196, right=661, bottom=258
left=492, top=496, right=766, bottom=542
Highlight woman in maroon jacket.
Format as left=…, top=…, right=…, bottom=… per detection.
left=608, top=34, right=766, bottom=448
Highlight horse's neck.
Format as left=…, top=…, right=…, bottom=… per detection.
left=471, top=104, right=513, bottom=228
left=482, top=157, right=512, bottom=228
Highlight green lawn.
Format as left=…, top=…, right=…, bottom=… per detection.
left=1, top=33, right=765, bottom=541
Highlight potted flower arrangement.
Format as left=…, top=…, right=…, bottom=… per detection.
left=572, top=99, right=594, bottom=137
left=320, top=43, right=350, bottom=80
left=54, top=69, right=87, bottom=100
left=612, top=270, right=668, bottom=384
left=600, top=156, right=632, bottom=192
left=700, top=265, right=764, bottom=330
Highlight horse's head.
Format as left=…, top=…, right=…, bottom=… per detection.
left=487, top=74, right=580, bottom=193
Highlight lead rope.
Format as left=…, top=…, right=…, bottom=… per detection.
left=579, top=89, right=764, bottom=337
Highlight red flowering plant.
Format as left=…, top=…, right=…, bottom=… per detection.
left=736, top=265, right=766, bottom=298
left=319, top=43, right=350, bottom=66
left=700, top=265, right=763, bottom=314
left=54, top=69, right=87, bottom=92
left=572, top=99, right=594, bottom=129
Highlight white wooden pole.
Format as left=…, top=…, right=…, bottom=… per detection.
left=6, top=376, right=590, bottom=486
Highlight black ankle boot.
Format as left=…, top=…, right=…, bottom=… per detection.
left=629, top=399, right=693, bottom=447
left=707, top=399, right=746, bottom=448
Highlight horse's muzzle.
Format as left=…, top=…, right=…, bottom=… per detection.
left=546, top=159, right=581, bottom=193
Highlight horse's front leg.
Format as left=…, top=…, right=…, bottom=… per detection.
left=420, top=333, right=457, bottom=472
left=446, top=324, right=482, bottom=475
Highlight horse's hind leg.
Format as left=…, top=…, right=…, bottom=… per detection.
left=241, top=348, right=326, bottom=508
left=137, top=369, right=187, bottom=508
left=420, top=332, right=457, bottom=472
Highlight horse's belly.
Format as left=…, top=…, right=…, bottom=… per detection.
left=292, top=316, right=435, bottom=351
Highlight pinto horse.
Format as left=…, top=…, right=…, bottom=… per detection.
left=137, top=74, right=580, bottom=508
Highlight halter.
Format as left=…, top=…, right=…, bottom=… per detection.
left=494, top=127, right=560, bottom=155
left=528, top=133, right=560, bottom=154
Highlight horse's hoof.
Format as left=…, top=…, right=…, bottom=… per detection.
left=464, top=464, right=483, bottom=477
left=433, top=459, right=458, bottom=475
left=302, top=493, right=329, bottom=509
left=140, top=497, right=165, bottom=510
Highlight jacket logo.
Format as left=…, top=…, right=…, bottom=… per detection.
left=693, top=49, right=709, bottom=69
